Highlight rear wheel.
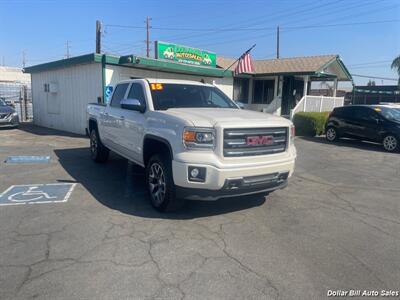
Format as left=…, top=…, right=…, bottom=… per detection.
left=382, top=135, right=399, bottom=152
left=90, top=129, right=109, bottom=162
left=146, top=154, right=184, bottom=212
left=326, top=126, right=339, bottom=142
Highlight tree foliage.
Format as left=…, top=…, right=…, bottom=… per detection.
left=391, top=55, right=400, bottom=85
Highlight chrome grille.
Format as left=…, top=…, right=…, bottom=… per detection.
left=223, top=127, right=288, bottom=157
left=0, top=113, right=10, bottom=119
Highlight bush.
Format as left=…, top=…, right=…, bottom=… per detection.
left=293, top=112, right=330, bottom=137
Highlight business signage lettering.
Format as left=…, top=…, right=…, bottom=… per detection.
left=155, top=41, right=217, bottom=68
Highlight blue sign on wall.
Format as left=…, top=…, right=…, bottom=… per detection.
left=105, top=85, right=113, bottom=104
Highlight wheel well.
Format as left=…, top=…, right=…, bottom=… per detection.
left=88, top=119, right=98, bottom=133
left=143, top=137, right=173, bottom=166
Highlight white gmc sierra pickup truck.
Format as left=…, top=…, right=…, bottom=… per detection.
left=87, top=79, right=296, bottom=211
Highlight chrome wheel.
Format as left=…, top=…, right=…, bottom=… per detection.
left=148, top=162, right=166, bottom=206
left=326, top=127, right=337, bottom=141
left=90, top=131, right=98, bottom=158
left=383, top=135, right=397, bottom=152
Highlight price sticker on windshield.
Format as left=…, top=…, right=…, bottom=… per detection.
left=151, top=83, right=163, bottom=90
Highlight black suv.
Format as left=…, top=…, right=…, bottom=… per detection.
left=325, top=105, right=400, bottom=152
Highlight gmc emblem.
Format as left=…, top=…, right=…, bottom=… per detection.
left=246, top=135, right=274, bottom=146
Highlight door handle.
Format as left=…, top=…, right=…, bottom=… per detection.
left=119, top=116, right=125, bottom=120
left=102, top=112, right=109, bottom=116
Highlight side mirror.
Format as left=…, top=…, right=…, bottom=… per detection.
left=120, top=98, right=145, bottom=113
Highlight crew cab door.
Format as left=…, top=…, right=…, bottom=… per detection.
left=100, top=82, right=130, bottom=152
left=119, top=82, right=147, bottom=164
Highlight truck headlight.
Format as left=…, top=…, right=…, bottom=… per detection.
left=183, top=127, right=215, bottom=149
left=12, top=112, right=18, bottom=117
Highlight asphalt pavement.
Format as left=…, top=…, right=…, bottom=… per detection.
left=0, top=124, right=399, bottom=300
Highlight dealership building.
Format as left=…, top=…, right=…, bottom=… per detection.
left=24, top=42, right=351, bottom=135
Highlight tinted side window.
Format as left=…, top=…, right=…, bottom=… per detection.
left=110, top=83, right=129, bottom=108
left=354, top=107, right=377, bottom=121
left=127, top=83, right=146, bottom=106
left=333, top=107, right=354, bottom=118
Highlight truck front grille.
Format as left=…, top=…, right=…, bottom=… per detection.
left=223, top=127, right=288, bottom=157
left=0, top=113, right=10, bottom=119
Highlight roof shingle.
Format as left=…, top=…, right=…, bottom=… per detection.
left=217, top=54, right=337, bottom=74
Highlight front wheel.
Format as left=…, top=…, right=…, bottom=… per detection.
left=382, top=135, right=399, bottom=152
left=146, top=154, right=184, bottom=212
left=326, top=126, right=339, bottom=142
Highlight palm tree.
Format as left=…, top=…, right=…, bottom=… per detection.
left=391, top=55, right=400, bottom=85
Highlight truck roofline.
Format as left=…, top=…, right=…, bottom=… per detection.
left=116, top=78, right=214, bottom=87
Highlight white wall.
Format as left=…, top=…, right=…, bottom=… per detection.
left=31, top=63, right=234, bottom=135
left=0, top=66, right=30, bottom=83
left=105, top=65, right=234, bottom=99
left=31, top=63, right=102, bottom=135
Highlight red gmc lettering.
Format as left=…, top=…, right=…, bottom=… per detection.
left=246, top=135, right=274, bottom=146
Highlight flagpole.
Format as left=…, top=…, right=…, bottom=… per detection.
left=223, top=44, right=256, bottom=74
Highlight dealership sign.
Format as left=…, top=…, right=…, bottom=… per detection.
left=155, top=41, right=217, bottom=67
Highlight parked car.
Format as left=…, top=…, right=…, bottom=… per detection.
left=87, top=79, right=296, bottom=211
left=0, top=98, right=19, bottom=128
left=326, top=105, right=400, bottom=152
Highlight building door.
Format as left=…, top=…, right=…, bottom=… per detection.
left=281, top=76, right=294, bottom=116
left=282, top=77, right=305, bottom=116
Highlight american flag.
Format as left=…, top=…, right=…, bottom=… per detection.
left=234, top=51, right=255, bottom=75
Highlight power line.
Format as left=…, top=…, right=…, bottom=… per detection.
left=348, top=60, right=393, bottom=67
left=350, top=65, right=392, bottom=70
left=184, top=0, right=351, bottom=44
left=351, top=74, right=398, bottom=81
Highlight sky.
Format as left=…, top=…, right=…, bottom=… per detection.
left=0, top=0, right=399, bottom=85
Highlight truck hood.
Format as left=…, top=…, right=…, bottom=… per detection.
left=161, top=108, right=292, bottom=128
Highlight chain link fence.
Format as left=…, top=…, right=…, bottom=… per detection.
left=0, top=82, right=32, bottom=122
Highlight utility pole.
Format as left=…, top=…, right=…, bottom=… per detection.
left=96, top=20, right=101, bottom=54
left=146, top=16, right=151, bottom=57
left=22, top=50, right=26, bottom=68
left=276, top=26, right=280, bottom=59
left=65, top=40, right=71, bottom=58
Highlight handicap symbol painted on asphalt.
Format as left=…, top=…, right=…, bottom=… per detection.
left=0, top=183, right=76, bottom=206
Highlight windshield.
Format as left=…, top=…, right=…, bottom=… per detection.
left=0, top=98, right=6, bottom=106
left=378, top=107, right=400, bottom=122
left=150, top=83, right=238, bottom=110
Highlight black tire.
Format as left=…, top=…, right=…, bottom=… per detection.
left=382, top=134, right=399, bottom=152
left=146, top=154, right=184, bottom=212
left=90, top=128, right=109, bottom=162
left=326, top=126, right=339, bottom=142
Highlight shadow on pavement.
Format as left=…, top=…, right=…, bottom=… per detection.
left=54, top=147, right=266, bottom=219
left=299, top=136, right=388, bottom=153
left=17, top=123, right=85, bottom=138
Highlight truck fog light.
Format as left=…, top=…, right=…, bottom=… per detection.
left=188, top=166, right=206, bottom=182
left=190, top=168, right=199, bottom=178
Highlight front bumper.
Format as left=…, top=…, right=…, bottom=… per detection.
left=0, top=114, right=19, bottom=127
left=176, top=172, right=289, bottom=201
left=172, top=156, right=295, bottom=201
